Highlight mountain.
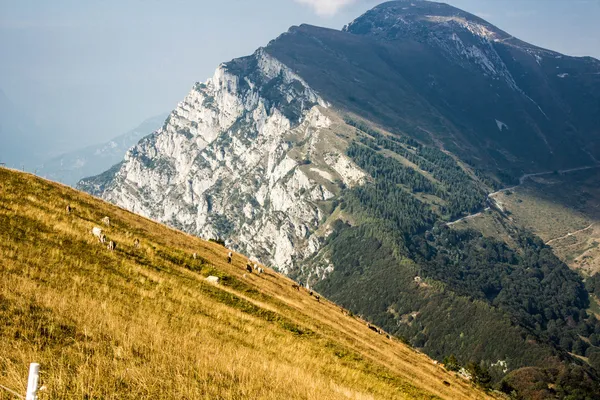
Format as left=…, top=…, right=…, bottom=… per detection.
left=39, top=114, right=167, bottom=186
left=270, top=1, right=600, bottom=172
left=0, top=167, right=491, bottom=399
left=79, top=1, right=600, bottom=397
left=80, top=50, right=361, bottom=275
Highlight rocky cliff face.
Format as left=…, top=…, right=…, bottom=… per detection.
left=80, top=49, right=366, bottom=273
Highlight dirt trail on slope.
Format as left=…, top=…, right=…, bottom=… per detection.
left=546, top=223, right=597, bottom=245
left=447, top=165, right=600, bottom=225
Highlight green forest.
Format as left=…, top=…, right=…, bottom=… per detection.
left=312, top=119, right=600, bottom=398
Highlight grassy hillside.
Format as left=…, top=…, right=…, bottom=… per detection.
left=0, top=167, right=493, bottom=399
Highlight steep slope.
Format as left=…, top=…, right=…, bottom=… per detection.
left=39, top=114, right=167, bottom=186
left=78, top=1, right=600, bottom=397
left=80, top=49, right=367, bottom=274
left=0, top=167, right=490, bottom=399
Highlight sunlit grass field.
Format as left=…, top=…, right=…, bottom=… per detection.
left=0, top=168, right=492, bottom=399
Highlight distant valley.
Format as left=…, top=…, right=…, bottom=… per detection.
left=38, top=114, right=167, bottom=186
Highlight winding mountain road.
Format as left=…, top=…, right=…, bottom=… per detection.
left=446, top=164, right=600, bottom=226
left=545, top=223, right=596, bottom=246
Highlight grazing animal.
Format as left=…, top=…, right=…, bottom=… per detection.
left=227, top=251, right=232, bottom=264
left=315, top=295, right=321, bottom=303
left=442, top=381, right=451, bottom=387
left=368, top=324, right=380, bottom=334
left=133, top=238, right=140, bottom=248
left=291, top=284, right=300, bottom=291
left=258, top=267, right=264, bottom=274
left=107, top=241, right=116, bottom=251
left=246, top=264, right=253, bottom=273
left=102, top=216, right=110, bottom=226
left=92, top=227, right=103, bottom=240
left=99, top=234, right=107, bottom=244
left=253, top=263, right=258, bottom=271
left=205, top=276, right=220, bottom=285
left=193, top=253, right=197, bottom=260
left=66, top=205, right=72, bottom=214
left=309, top=290, right=314, bottom=296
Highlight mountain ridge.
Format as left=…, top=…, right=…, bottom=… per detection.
left=267, top=4, right=600, bottom=171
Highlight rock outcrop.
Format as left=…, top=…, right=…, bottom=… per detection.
left=80, top=49, right=365, bottom=273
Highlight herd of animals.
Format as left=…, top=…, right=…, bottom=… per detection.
left=66, top=204, right=395, bottom=342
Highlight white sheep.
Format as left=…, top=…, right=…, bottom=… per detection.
left=205, top=276, right=220, bottom=285
left=102, top=216, right=110, bottom=226
left=92, top=227, right=103, bottom=239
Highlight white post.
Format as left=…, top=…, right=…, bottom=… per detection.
left=25, top=363, right=40, bottom=400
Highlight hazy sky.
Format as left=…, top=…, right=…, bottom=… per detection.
left=1, top=0, right=599, bottom=156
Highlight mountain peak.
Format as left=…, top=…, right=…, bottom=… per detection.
left=343, top=0, right=510, bottom=43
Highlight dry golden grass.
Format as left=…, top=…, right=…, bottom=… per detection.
left=0, top=168, right=493, bottom=399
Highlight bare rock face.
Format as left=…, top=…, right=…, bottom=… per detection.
left=80, top=48, right=365, bottom=274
